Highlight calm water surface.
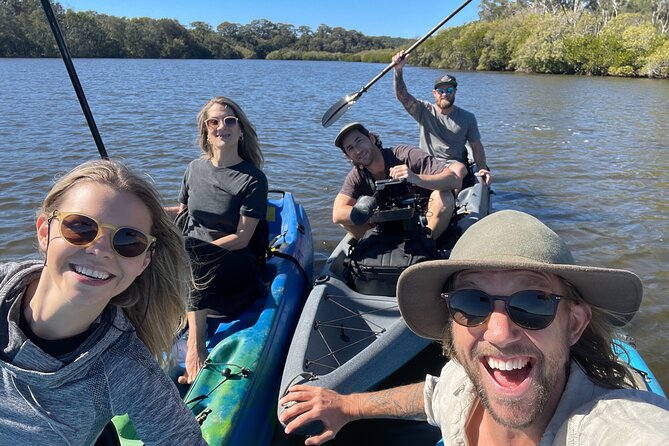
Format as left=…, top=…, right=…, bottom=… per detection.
left=1, top=58, right=667, bottom=388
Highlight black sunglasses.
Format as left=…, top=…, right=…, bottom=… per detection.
left=441, top=289, right=562, bottom=330
left=50, top=211, right=156, bottom=258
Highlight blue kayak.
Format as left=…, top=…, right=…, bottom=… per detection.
left=614, top=338, right=666, bottom=397
left=113, top=190, right=314, bottom=445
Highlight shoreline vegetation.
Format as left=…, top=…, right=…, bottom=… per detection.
left=2, top=0, right=668, bottom=78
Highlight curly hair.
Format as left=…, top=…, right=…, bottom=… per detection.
left=196, top=96, right=263, bottom=169
left=440, top=274, right=637, bottom=390
left=40, top=159, right=190, bottom=365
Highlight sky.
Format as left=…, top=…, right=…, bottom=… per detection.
left=59, top=0, right=482, bottom=39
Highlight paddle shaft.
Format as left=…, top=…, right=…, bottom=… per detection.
left=40, top=0, right=109, bottom=160
left=358, top=0, right=475, bottom=95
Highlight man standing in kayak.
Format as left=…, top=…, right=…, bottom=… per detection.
left=331, top=122, right=462, bottom=241
left=392, top=50, right=491, bottom=187
left=279, top=210, right=669, bottom=445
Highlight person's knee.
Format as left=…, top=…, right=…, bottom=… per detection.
left=452, top=161, right=467, bottom=178
left=430, top=190, right=455, bottom=215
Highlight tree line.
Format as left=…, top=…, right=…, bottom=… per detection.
left=1, top=0, right=667, bottom=78
left=412, top=0, right=669, bottom=78
left=0, top=0, right=409, bottom=59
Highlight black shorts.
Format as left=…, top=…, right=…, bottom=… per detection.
left=185, top=237, right=259, bottom=315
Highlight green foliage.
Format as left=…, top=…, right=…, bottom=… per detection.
left=0, top=0, right=60, bottom=57
left=0, top=0, right=409, bottom=59
left=358, top=49, right=395, bottom=63
left=478, top=13, right=537, bottom=70
left=512, top=15, right=572, bottom=73
left=1, top=0, right=666, bottom=80
left=564, top=33, right=624, bottom=75
left=479, top=0, right=523, bottom=22
left=642, top=38, right=669, bottom=77
left=448, top=21, right=491, bottom=70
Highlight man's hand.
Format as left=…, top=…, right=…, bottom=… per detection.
left=279, top=385, right=358, bottom=446
left=475, top=168, right=492, bottom=186
left=393, top=50, right=408, bottom=71
left=389, top=164, right=418, bottom=185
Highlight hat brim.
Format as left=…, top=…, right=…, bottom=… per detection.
left=434, top=82, right=457, bottom=89
left=397, top=259, right=643, bottom=340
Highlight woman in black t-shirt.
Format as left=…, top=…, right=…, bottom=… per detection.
left=167, top=96, right=268, bottom=385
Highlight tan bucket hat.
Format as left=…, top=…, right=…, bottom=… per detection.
left=397, top=210, right=643, bottom=340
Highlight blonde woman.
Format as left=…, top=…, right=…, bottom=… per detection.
left=170, top=96, right=268, bottom=385
left=0, top=159, right=205, bottom=444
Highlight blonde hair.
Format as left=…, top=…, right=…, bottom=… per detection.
left=40, top=159, right=189, bottom=365
left=196, top=96, right=264, bottom=169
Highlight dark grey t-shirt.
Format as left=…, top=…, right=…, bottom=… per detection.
left=339, top=145, right=446, bottom=199
left=178, top=158, right=268, bottom=242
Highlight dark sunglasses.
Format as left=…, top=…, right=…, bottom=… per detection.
left=50, top=211, right=156, bottom=258
left=436, top=87, right=455, bottom=96
left=205, top=116, right=239, bottom=130
left=441, top=289, right=562, bottom=330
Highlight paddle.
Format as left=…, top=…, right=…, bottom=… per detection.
left=40, top=0, right=109, bottom=159
left=321, top=0, right=475, bottom=128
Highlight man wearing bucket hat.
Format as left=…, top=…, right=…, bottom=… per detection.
left=279, top=210, right=669, bottom=445
left=392, top=50, right=491, bottom=188
left=332, top=121, right=462, bottom=241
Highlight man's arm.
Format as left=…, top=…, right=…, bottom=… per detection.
left=389, top=163, right=463, bottom=193
left=279, top=383, right=426, bottom=446
left=393, top=51, right=421, bottom=117
left=333, top=193, right=373, bottom=240
left=469, top=140, right=492, bottom=185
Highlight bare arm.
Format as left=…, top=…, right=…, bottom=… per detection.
left=469, top=140, right=492, bottom=185
left=389, top=164, right=463, bottom=193
left=279, top=383, right=425, bottom=446
left=393, top=51, right=420, bottom=117
left=333, top=193, right=373, bottom=240
left=212, top=215, right=259, bottom=251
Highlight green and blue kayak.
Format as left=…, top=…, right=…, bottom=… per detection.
left=113, top=190, right=314, bottom=445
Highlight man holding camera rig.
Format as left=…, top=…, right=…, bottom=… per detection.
left=332, top=122, right=463, bottom=241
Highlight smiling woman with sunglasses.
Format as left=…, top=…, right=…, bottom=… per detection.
left=0, top=159, right=206, bottom=445
left=166, top=96, right=268, bottom=386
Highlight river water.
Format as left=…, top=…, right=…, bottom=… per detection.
left=0, top=58, right=667, bottom=388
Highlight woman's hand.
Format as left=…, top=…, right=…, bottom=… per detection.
left=178, top=343, right=208, bottom=385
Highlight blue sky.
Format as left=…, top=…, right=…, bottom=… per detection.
left=60, top=0, right=481, bottom=38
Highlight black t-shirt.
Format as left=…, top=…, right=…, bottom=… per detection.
left=178, top=158, right=268, bottom=243
left=19, top=308, right=92, bottom=359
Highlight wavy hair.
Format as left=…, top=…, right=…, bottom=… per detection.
left=196, top=96, right=263, bottom=169
left=40, top=159, right=190, bottom=365
left=440, top=274, right=637, bottom=390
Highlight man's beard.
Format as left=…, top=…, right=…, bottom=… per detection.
left=436, top=96, right=454, bottom=109
left=448, top=328, right=571, bottom=429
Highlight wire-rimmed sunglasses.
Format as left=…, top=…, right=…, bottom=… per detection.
left=441, top=289, right=563, bottom=330
left=49, top=210, right=156, bottom=258
left=205, top=116, right=239, bottom=130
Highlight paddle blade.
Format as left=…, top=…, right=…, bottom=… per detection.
left=322, top=92, right=360, bottom=128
